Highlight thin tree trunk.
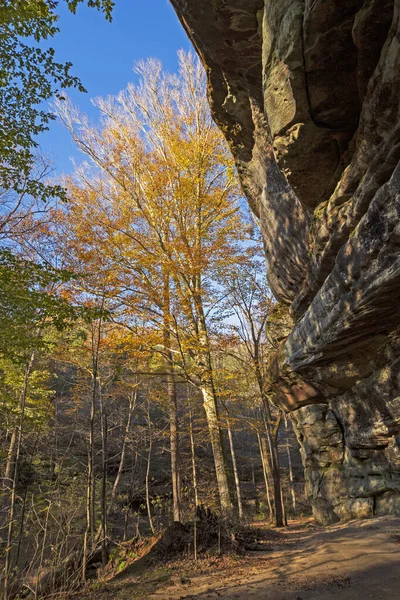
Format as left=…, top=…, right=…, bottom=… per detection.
left=16, top=431, right=40, bottom=566
left=281, top=485, right=288, bottom=526
left=82, top=448, right=91, bottom=582
left=108, top=390, right=137, bottom=514
left=4, top=350, right=35, bottom=600
left=87, top=381, right=95, bottom=547
left=226, top=419, right=243, bottom=520
left=262, top=399, right=284, bottom=527
left=4, top=428, right=17, bottom=488
left=83, top=315, right=103, bottom=581
left=162, top=277, right=181, bottom=523
left=146, top=400, right=155, bottom=535
left=99, top=385, right=108, bottom=567
left=189, top=401, right=198, bottom=560
left=168, top=379, right=181, bottom=523
left=257, top=432, right=272, bottom=521
left=89, top=326, right=99, bottom=544
left=284, top=413, right=296, bottom=513
left=34, top=501, right=51, bottom=599
left=188, top=404, right=198, bottom=508
left=123, top=510, right=129, bottom=542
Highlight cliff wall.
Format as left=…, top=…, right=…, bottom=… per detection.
left=170, top=0, right=400, bottom=523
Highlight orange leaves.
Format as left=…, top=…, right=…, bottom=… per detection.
left=52, top=51, right=258, bottom=390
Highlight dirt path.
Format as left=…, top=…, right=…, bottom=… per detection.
left=85, top=516, right=400, bottom=600
left=147, top=516, right=400, bottom=600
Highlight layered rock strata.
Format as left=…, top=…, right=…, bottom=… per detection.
left=170, top=0, right=400, bottom=522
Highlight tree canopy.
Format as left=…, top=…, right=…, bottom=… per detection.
left=0, top=0, right=114, bottom=200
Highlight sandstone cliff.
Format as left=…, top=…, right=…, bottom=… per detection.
left=170, top=0, right=400, bottom=523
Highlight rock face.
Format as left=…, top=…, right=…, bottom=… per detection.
left=170, top=0, right=400, bottom=522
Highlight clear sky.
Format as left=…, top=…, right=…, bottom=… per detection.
left=40, top=0, right=192, bottom=174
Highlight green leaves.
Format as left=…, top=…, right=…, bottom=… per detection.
left=0, top=249, right=94, bottom=363
left=66, top=0, right=115, bottom=20
left=0, top=357, right=55, bottom=430
left=0, top=0, right=113, bottom=200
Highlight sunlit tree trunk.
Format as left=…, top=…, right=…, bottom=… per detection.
left=188, top=398, right=199, bottom=561
left=200, top=383, right=232, bottom=516
left=188, top=402, right=198, bottom=508
left=194, top=293, right=232, bottom=517
left=145, top=399, right=155, bottom=535
left=226, top=419, right=243, bottom=520
left=4, top=429, right=17, bottom=489
left=175, top=277, right=232, bottom=516
left=167, top=374, right=181, bottom=523
left=163, top=275, right=181, bottom=523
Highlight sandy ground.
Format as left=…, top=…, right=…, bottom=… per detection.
left=86, top=516, right=400, bottom=600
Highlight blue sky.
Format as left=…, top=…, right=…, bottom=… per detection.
left=40, top=0, right=192, bottom=174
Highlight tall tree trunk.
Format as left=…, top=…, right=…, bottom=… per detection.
left=195, top=296, right=232, bottom=517
left=226, top=419, right=243, bottom=520
left=89, top=321, right=101, bottom=544
left=83, top=315, right=103, bottom=580
left=284, top=412, right=297, bottom=513
left=262, top=398, right=284, bottom=527
left=99, top=383, right=108, bottom=567
left=200, top=383, right=232, bottom=516
left=173, top=269, right=232, bottom=517
left=146, top=400, right=155, bottom=535
left=82, top=448, right=91, bottom=582
left=168, top=378, right=181, bottom=523
left=162, top=277, right=181, bottom=523
left=88, top=387, right=95, bottom=541
left=257, top=432, right=273, bottom=521
left=188, top=401, right=198, bottom=507
left=188, top=400, right=198, bottom=561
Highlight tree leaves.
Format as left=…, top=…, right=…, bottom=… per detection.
left=0, top=0, right=113, bottom=200
left=0, top=249, right=96, bottom=363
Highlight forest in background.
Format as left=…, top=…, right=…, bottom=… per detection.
left=0, top=3, right=305, bottom=598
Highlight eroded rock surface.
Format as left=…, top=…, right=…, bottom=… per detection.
left=170, top=0, right=400, bottom=523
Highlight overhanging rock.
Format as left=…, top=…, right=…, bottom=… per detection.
left=170, top=0, right=400, bottom=523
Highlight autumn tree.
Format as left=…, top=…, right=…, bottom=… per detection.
left=222, top=256, right=286, bottom=527
left=56, top=51, right=249, bottom=516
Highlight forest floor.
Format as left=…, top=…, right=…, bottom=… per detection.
left=81, top=516, right=400, bottom=600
